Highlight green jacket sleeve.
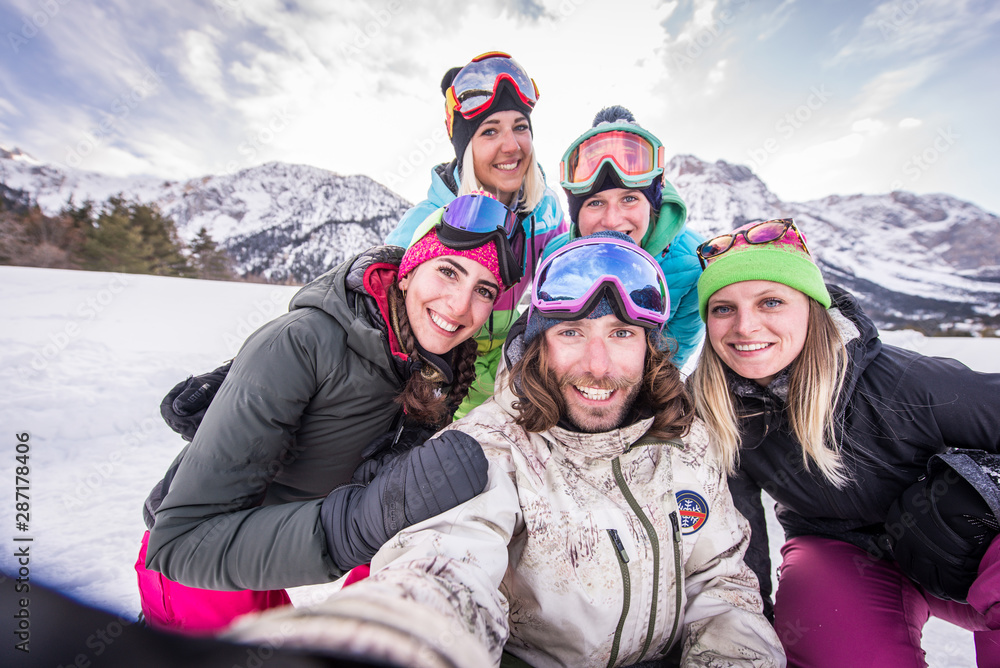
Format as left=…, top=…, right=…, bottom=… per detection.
left=145, top=310, right=344, bottom=591
left=666, top=280, right=705, bottom=368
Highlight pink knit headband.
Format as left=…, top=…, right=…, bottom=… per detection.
left=398, top=229, right=504, bottom=297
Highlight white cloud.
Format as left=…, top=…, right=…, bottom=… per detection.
left=3, top=0, right=998, bottom=215
left=833, top=0, right=1000, bottom=63
left=757, top=0, right=797, bottom=41
left=899, top=117, right=923, bottom=129
left=851, top=118, right=886, bottom=134
left=177, top=28, right=227, bottom=105
left=5, top=0, right=162, bottom=93
left=708, top=59, right=728, bottom=86
left=798, top=133, right=866, bottom=162
left=0, top=98, right=20, bottom=117
left=847, top=58, right=939, bottom=120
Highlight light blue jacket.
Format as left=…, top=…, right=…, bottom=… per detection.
left=386, top=160, right=567, bottom=415
left=541, top=178, right=704, bottom=367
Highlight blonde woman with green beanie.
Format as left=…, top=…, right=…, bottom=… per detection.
left=689, top=218, right=1000, bottom=666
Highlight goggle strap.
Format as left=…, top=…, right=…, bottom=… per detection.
left=444, top=88, right=458, bottom=138
left=435, top=225, right=524, bottom=287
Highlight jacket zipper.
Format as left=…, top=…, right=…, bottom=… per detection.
left=662, top=511, right=683, bottom=654
left=611, top=457, right=660, bottom=663
left=605, top=528, right=630, bottom=668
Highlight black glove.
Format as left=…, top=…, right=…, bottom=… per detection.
left=351, top=423, right=435, bottom=485
left=885, top=451, right=1000, bottom=602
left=159, top=361, right=232, bottom=441
left=320, top=430, right=488, bottom=572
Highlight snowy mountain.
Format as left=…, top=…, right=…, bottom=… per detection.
left=666, top=155, right=1000, bottom=334
left=3, top=146, right=998, bottom=332
left=0, top=146, right=411, bottom=283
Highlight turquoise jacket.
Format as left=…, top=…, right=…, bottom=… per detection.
left=386, top=160, right=567, bottom=416
left=541, top=178, right=704, bottom=367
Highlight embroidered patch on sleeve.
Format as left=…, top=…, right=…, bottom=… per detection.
left=675, top=490, right=709, bottom=534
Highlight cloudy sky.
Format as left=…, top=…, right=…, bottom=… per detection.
left=1, top=0, right=998, bottom=214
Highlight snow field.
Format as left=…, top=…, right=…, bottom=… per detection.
left=0, top=265, right=987, bottom=664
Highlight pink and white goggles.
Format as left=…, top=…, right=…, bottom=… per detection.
left=530, top=237, right=669, bottom=329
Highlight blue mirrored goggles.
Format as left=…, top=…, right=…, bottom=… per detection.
left=437, top=193, right=525, bottom=288
left=441, top=191, right=518, bottom=237
left=531, top=237, right=669, bottom=329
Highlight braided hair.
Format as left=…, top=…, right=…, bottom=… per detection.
left=389, top=281, right=479, bottom=427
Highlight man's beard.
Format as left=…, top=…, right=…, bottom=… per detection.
left=558, top=372, right=642, bottom=433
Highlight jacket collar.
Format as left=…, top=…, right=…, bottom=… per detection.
left=547, top=418, right=657, bottom=461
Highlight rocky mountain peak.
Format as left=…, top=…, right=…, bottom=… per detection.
left=3, top=147, right=998, bottom=333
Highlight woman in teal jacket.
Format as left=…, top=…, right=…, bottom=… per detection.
left=542, top=106, right=704, bottom=367
left=385, top=52, right=566, bottom=417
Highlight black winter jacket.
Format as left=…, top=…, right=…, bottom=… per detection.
left=729, top=285, right=1000, bottom=611
left=145, top=246, right=414, bottom=591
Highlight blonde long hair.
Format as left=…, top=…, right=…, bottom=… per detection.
left=691, top=299, right=851, bottom=486
left=459, top=141, right=545, bottom=216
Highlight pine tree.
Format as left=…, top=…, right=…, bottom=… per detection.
left=75, top=196, right=196, bottom=276
left=190, top=227, right=236, bottom=280
left=78, top=199, right=152, bottom=273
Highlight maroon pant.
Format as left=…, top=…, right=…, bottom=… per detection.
left=774, top=534, right=1000, bottom=667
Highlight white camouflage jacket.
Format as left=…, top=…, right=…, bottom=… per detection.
left=308, top=376, right=785, bottom=668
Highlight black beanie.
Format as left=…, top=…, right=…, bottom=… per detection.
left=442, top=66, right=534, bottom=172
left=565, top=106, right=663, bottom=225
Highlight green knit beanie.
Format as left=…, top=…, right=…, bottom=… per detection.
left=697, top=236, right=831, bottom=321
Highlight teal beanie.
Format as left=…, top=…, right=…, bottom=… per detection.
left=697, top=244, right=830, bottom=321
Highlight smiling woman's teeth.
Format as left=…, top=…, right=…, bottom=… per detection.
left=734, top=343, right=771, bottom=351
left=430, top=312, right=458, bottom=332
left=577, top=386, right=612, bottom=401
left=495, top=161, right=518, bottom=171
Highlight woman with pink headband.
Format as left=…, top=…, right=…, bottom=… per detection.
left=137, top=194, right=512, bottom=634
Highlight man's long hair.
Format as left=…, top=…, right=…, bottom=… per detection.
left=509, top=333, right=694, bottom=439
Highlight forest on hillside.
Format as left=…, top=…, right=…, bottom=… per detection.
left=0, top=185, right=237, bottom=281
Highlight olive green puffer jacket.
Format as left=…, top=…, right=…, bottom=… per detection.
left=145, top=246, right=410, bottom=591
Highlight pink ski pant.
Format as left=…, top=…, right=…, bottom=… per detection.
left=135, top=531, right=291, bottom=635
left=774, top=534, right=1000, bottom=667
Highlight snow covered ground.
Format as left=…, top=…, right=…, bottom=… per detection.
left=1, top=265, right=995, bottom=665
